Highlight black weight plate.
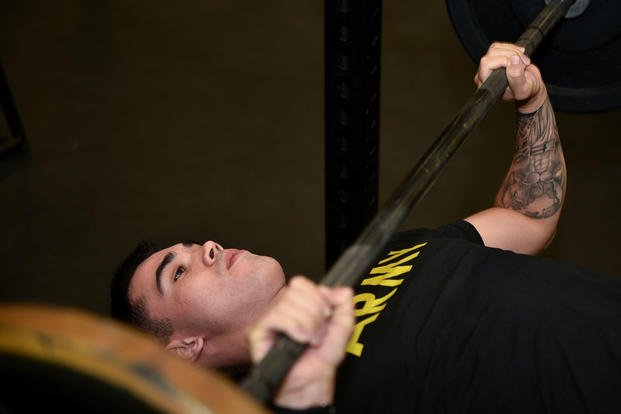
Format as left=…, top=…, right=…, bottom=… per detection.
left=446, top=0, right=621, bottom=112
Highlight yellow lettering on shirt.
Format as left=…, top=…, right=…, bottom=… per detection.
left=353, top=289, right=398, bottom=317
left=346, top=242, right=427, bottom=357
left=378, top=243, right=427, bottom=265
left=363, top=250, right=423, bottom=287
left=346, top=313, right=379, bottom=356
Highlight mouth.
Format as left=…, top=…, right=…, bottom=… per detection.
left=226, top=249, right=246, bottom=270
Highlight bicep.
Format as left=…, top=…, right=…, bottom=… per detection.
left=465, top=207, right=558, bottom=255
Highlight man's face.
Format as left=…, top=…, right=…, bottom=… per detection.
left=129, top=241, right=286, bottom=339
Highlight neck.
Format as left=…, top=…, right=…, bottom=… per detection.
left=199, top=329, right=251, bottom=368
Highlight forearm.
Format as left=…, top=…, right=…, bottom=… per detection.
left=465, top=43, right=567, bottom=254
left=494, top=98, right=566, bottom=236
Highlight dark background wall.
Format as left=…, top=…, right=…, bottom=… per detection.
left=1, top=1, right=619, bottom=317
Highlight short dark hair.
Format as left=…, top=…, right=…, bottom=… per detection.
left=110, top=241, right=174, bottom=343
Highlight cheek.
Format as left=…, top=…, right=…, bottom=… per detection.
left=171, top=278, right=217, bottom=316
left=170, top=285, right=231, bottom=333
left=171, top=256, right=286, bottom=333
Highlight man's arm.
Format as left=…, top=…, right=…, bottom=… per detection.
left=465, top=43, right=566, bottom=255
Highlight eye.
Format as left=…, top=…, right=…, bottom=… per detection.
left=173, top=266, right=186, bottom=282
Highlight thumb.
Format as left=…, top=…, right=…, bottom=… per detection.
left=506, top=54, right=531, bottom=101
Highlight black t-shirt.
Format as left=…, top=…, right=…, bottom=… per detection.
left=335, top=221, right=621, bottom=413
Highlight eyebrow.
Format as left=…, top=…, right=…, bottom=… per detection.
left=155, top=252, right=175, bottom=296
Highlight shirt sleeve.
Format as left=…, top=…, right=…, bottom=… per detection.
left=432, top=220, right=484, bottom=244
left=397, top=221, right=484, bottom=246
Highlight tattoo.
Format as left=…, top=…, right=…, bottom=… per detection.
left=495, top=99, right=566, bottom=219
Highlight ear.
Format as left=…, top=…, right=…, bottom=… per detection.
left=166, top=336, right=205, bottom=362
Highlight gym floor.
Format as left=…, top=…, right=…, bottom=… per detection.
left=1, top=1, right=620, bottom=317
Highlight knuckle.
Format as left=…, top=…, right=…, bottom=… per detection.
left=289, top=275, right=305, bottom=286
left=292, top=320, right=311, bottom=341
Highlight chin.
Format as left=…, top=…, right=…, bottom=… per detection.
left=258, top=255, right=286, bottom=289
left=234, top=256, right=286, bottom=324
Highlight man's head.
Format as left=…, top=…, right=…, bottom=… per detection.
left=111, top=240, right=286, bottom=368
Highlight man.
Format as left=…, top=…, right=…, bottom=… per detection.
left=111, top=43, right=621, bottom=412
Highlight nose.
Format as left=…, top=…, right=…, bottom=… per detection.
left=202, top=240, right=223, bottom=265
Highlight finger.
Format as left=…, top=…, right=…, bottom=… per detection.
left=488, top=42, right=527, bottom=56
left=318, top=286, right=354, bottom=330
left=488, top=45, right=528, bottom=58
left=248, top=321, right=276, bottom=363
left=249, top=305, right=320, bottom=362
left=319, top=286, right=353, bottom=309
left=266, top=277, right=334, bottom=343
left=249, top=280, right=329, bottom=360
left=477, top=41, right=532, bottom=86
left=314, top=287, right=354, bottom=360
left=478, top=52, right=531, bottom=84
left=477, top=55, right=510, bottom=85
left=287, top=277, right=332, bottom=320
left=268, top=301, right=326, bottom=346
left=487, top=43, right=530, bottom=64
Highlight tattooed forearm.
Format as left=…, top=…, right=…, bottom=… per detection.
left=494, top=99, right=566, bottom=219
